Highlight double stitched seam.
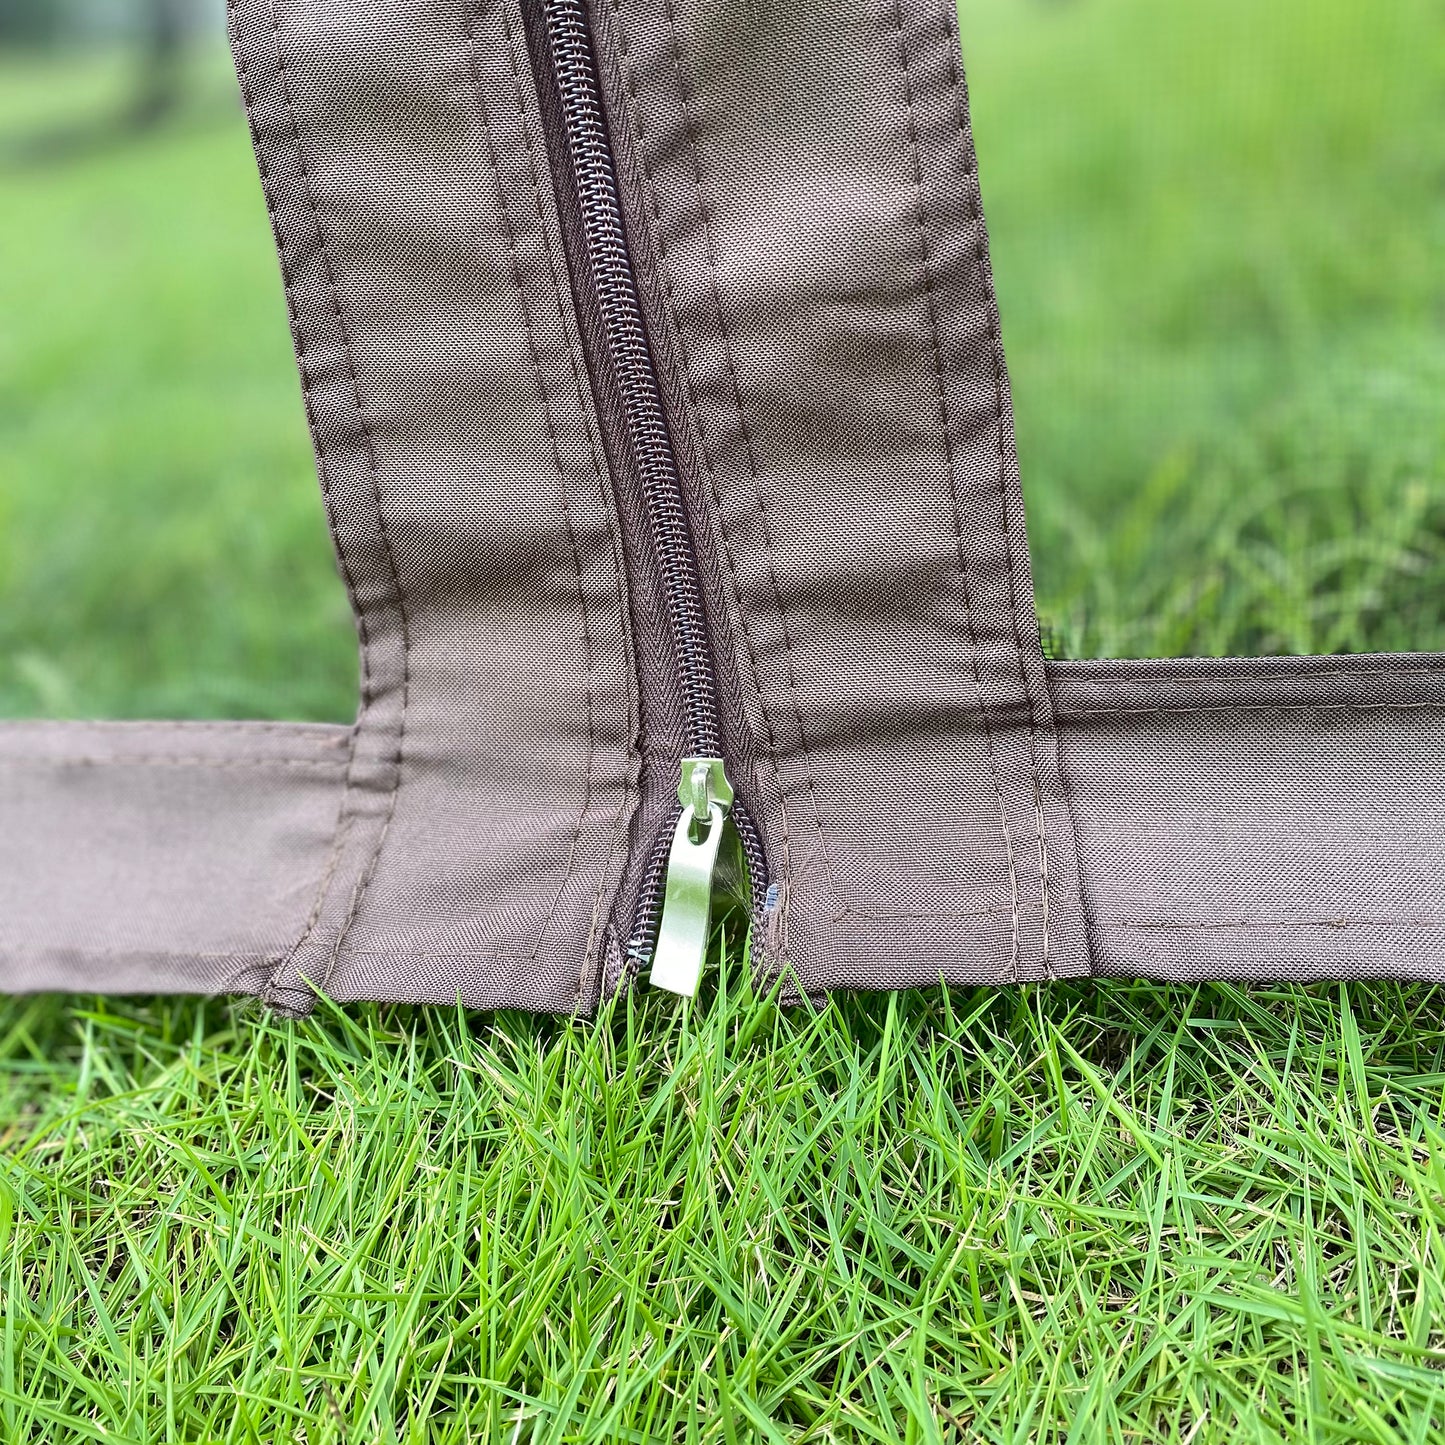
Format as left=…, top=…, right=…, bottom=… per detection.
left=1108, top=915, right=1445, bottom=930
left=832, top=903, right=1047, bottom=923
left=656, top=0, right=839, bottom=907
left=942, top=1, right=1060, bottom=979
left=254, top=0, right=414, bottom=996
left=8, top=949, right=291, bottom=963
left=1056, top=701, right=1445, bottom=720
left=229, top=0, right=369, bottom=1005
left=465, top=4, right=606, bottom=967
left=607, top=0, right=799, bottom=905
left=343, top=944, right=632, bottom=960
left=892, top=0, right=1027, bottom=979
left=0, top=757, right=347, bottom=770
left=497, top=1, right=639, bottom=997
left=1058, top=662, right=1445, bottom=685
left=1, top=721, right=352, bottom=737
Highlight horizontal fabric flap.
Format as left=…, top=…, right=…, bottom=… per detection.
left=0, top=722, right=353, bottom=1000
left=1053, top=655, right=1445, bottom=983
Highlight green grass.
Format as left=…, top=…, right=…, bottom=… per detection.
left=6, top=964, right=1445, bottom=1441
left=0, top=49, right=354, bottom=722
left=4, top=0, right=1445, bottom=1438
left=969, top=0, right=1445, bottom=658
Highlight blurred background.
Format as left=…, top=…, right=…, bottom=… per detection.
left=0, top=0, right=354, bottom=721
left=967, top=0, right=1445, bottom=661
left=0, top=0, right=1441, bottom=720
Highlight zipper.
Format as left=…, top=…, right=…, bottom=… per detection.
left=648, top=757, right=734, bottom=996
left=541, top=0, right=766, bottom=994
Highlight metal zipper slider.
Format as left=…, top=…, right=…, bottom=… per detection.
left=649, top=757, right=735, bottom=997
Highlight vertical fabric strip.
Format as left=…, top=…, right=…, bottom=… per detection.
left=589, top=0, right=1093, bottom=989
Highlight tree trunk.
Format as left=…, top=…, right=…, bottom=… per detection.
left=129, top=0, right=189, bottom=130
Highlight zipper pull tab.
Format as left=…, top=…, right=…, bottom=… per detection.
left=649, top=757, right=735, bottom=997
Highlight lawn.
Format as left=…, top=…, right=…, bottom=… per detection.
left=3, top=0, right=1445, bottom=1439
left=0, top=47, right=353, bottom=722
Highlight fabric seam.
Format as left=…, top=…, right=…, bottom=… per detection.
left=892, top=0, right=1030, bottom=978
left=1052, top=660, right=1445, bottom=684
left=1105, top=917, right=1445, bottom=930
left=0, top=949, right=300, bottom=964
left=496, top=0, right=640, bottom=1001
left=229, top=0, right=370, bottom=1008
left=1055, top=702, right=1445, bottom=720
left=466, top=3, right=606, bottom=971
left=0, top=757, right=348, bottom=770
left=607, top=0, right=800, bottom=908
left=941, top=0, right=1094, bottom=980
left=942, top=0, right=1061, bottom=980
left=657, top=0, right=838, bottom=907
left=0, top=721, right=351, bottom=737
left=829, top=902, right=1048, bottom=923
left=254, top=0, right=414, bottom=999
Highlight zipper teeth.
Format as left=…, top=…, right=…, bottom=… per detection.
left=544, top=0, right=719, bottom=757
left=627, top=806, right=769, bottom=975
left=543, top=0, right=772, bottom=960
left=623, top=806, right=679, bottom=969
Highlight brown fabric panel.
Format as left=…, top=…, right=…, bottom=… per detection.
left=8, top=2, right=1445, bottom=1009
left=0, top=723, right=351, bottom=997
left=589, top=0, right=1091, bottom=991
left=229, top=0, right=409, bottom=1012
left=1053, top=654, right=1445, bottom=982
left=232, top=0, right=641, bottom=1012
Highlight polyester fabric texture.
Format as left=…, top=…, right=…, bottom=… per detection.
left=1, top=0, right=1441, bottom=1010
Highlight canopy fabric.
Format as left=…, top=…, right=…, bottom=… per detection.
left=3, top=0, right=1442, bottom=1010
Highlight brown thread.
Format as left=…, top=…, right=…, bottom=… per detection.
left=941, top=0, right=1062, bottom=979
left=829, top=901, right=1046, bottom=924
left=6, top=949, right=304, bottom=963
left=656, top=0, right=835, bottom=896
left=1108, top=917, right=1445, bottom=931
left=229, top=0, right=370, bottom=998
left=250, top=0, right=414, bottom=997
left=892, top=0, right=1027, bottom=979
left=607, top=0, right=798, bottom=905
left=0, top=757, right=347, bottom=770
left=1055, top=701, right=1445, bottom=720
left=0, top=721, right=352, bottom=738
left=464, top=3, right=608, bottom=967
left=661, top=0, right=844, bottom=903
left=1056, top=661, right=1445, bottom=685
left=497, top=0, right=641, bottom=996
left=330, top=945, right=622, bottom=961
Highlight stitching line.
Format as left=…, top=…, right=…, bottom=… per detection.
left=831, top=902, right=1046, bottom=923
left=1106, top=916, right=1445, bottom=932
left=0, top=757, right=348, bottom=770
left=657, top=0, right=837, bottom=901
left=940, top=0, right=1062, bottom=979
left=496, top=0, right=639, bottom=992
left=607, top=0, right=799, bottom=901
left=1055, top=662, right=1445, bottom=685
left=464, top=3, right=604, bottom=966
left=942, top=0, right=1059, bottom=977
left=892, top=0, right=1026, bottom=980
left=230, top=0, right=368, bottom=1002
left=255, top=0, right=414, bottom=995
left=0, top=721, right=352, bottom=737
left=31, top=912, right=1445, bottom=968
left=1056, top=701, right=1445, bottom=721
left=0, top=949, right=301, bottom=964
left=942, top=2, right=1057, bottom=982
